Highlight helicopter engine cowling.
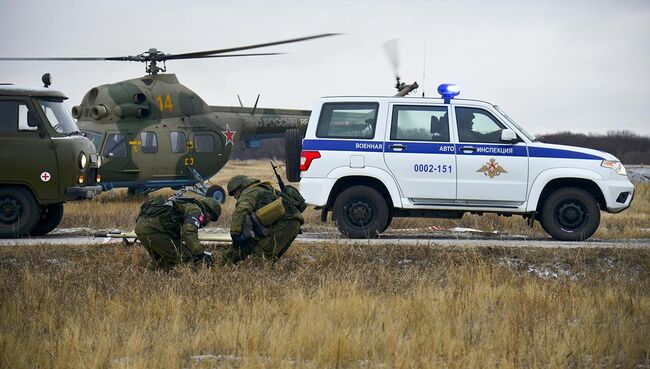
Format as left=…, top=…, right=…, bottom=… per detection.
left=91, top=105, right=109, bottom=120
left=113, top=104, right=151, bottom=119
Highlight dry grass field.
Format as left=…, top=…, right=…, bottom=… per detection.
left=1, top=243, right=648, bottom=368
left=3, top=160, right=647, bottom=368
left=61, top=160, right=650, bottom=240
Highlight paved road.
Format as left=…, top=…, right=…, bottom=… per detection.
left=1, top=228, right=649, bottom=249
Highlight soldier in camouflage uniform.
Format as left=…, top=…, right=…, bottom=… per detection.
left=224, top=175, right=304, bottom=263
left=134, top=196, right=221, bottom=271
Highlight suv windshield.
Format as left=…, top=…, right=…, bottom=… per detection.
left=494, top=105, right=536, bottom=142
left=38, top=98, right=80, bottom=135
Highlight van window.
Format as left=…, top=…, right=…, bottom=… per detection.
left=103, top=134, right=127, bottom=158
left=316, top=102, right=379, bottom=139
left=391, top=105, right=449, bottom=142
left=140, top=131, right=158, bottom=153
left=170, top=131, right=187, bottom=153
left=0, top=100, right=37, bottom=132
left=194, top=134, right=214, bottom=152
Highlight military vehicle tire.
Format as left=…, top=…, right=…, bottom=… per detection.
left=540, top=187, right=600, bottom=241
left=0, top=187, right=41, bottom=238
left=30, top=203, right=65, bottom=236
left=285, top=128, right=302, bottom=183
left=206, top=185, right=227, bottom=204
left=333, top=185, right=389, bottom=239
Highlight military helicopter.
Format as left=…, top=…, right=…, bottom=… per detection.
left=0, top=33, right=337, bottom=201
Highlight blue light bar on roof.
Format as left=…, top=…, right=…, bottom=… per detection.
left=437, top=83, right=460, bottom=103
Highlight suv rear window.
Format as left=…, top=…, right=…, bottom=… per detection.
left=316, top=102, right=379, bottom=139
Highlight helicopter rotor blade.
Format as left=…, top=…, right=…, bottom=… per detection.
left=0, top=56, right=132, bottom=61
left=163, top=33, right=340, bottom=60
left=168, top=52, right=286, bottom=60
left=382, top=39, right=400, bottom=79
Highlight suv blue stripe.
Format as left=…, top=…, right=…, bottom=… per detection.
left=302, top=139, right=604, bottom=160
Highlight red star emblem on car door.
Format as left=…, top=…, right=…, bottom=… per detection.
left=222, top=124, right=236, bottom=145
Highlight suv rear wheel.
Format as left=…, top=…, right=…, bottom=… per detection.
left=333, top=185, right=389, bottom=239
left=0, top=187, right=41, bottom=238
left=285, top=129, right=302, bottom=183
left=540, top=187, right=600, bottom=241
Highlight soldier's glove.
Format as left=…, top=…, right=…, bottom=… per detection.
left=231, top=232, right=247, bottom=250
left=194, top=251, right=213, bottom=268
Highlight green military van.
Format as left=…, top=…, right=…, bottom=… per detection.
left=0, top=82, right=102, bottom=238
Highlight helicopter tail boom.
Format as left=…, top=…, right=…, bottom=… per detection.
left=210, top=105, right=310, bottom=137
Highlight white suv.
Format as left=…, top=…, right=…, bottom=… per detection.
left=298, top=86, right=634, bottom=240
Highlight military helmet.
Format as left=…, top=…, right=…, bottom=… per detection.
left=200, top=197, right=221, bottom=220
left=227, top=175, right=258, bottom=196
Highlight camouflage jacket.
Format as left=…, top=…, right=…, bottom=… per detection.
left=138, top=196, right=209, bottom=255
left=230, top=180, right=304, bottom=234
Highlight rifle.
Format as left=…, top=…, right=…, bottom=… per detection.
left=270, top=157, right=286, bottom=193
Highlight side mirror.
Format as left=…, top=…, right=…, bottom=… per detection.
left=500, top=129, right=518, bottom=143
left=27, top=110, right=40, bottom=128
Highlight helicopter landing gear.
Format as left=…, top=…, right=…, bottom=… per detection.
left=206, top=185, right=226, bottom=204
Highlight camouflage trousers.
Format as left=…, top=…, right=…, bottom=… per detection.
left=221, top=219, right=301, bottom=264
left=135, top=221, right=192, bottom=271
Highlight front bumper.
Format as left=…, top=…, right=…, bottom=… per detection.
left=66, top=185, right=102, bottom=200
left=597, top=177, right=635, bottom=213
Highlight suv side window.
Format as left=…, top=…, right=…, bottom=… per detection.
left=316, top=102, right=379, bottom=139
left=0, top=100, right=38, bottom=132
left=455, top=107, right=506, bottom=143
left=391, top=105, right=449, bottom=142
left=103, top=133, right=127, bottom=158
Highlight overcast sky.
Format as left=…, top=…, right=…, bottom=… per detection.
left=1, top=0, right=648, bottom=135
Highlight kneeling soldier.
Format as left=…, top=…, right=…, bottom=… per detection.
left=225, top=175, right=304, bottom=263
left=134, top=195, right=221, bottom=271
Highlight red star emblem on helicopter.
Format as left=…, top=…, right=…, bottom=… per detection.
left=222, top=124, right=236, bottom=145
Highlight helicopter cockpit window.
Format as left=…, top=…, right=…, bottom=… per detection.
left=39, top=98, right=79, bottom=135
left=170, top=131, right=187, bottom=153
left=84, top=131, right=103, bottom=150
left=194, top=134, right=214, bottom=153
left=103, top=134, right=127, bottom=158
left=140, top=131, right=158, bottom=154
left=316, top=102, right=379, bottom=139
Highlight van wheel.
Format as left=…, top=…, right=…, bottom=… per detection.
left=333, top=186, right=389, bottom=239
left=285, top=128, right=302, bottom=183
left=30, top=203, right=65, bottom=236
left=0, top=187, right=41, bottom=238
left=540, top=187, right=600, bottom=241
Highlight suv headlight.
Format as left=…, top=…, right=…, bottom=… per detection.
left=601, top=160, right=626, bottom=175
left=79, top=152, right=87, bottom=169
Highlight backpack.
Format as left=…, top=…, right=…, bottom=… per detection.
left=137, top=196, right=170, bottom=219
left=279, top=185, right=307, bottom=213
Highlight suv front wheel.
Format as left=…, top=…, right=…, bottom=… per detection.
left=333, top=185, right=389, bottom=239
left=540, top=187, right=600, bottom=241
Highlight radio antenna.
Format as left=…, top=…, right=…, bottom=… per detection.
left=422, top=43, right=426, bottom=97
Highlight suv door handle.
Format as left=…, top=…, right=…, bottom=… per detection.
left=460, top=146, right=476, bottom=153
left=389, top=144, right=406, bottom=152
